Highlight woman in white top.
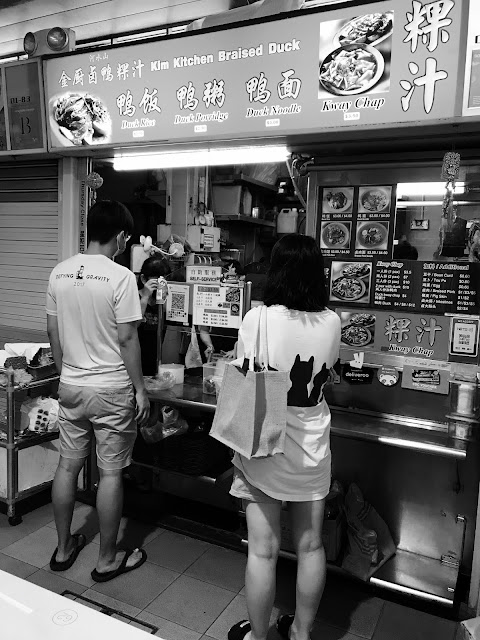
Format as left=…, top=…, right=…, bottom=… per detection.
left=228, top=235, right=341, bottom=640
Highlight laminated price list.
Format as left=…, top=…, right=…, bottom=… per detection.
left=371, top=261, right=480, bottom=314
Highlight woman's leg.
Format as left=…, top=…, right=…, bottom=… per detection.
left=289, top=500, right=326, bottom=640
left=245, top=500, right=282, bottom=640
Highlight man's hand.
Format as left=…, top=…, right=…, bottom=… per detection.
left=141, top=278, right=158, bottom=299
left=135, top=388, right=150, bottom=426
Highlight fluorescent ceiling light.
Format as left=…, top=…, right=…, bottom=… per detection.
left=397, top=182, right=465, bottom=197
left=397, top=200, right=471, bottom=208
left=114, top=145, right=289, bottom=170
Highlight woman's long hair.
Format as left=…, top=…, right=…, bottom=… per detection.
left=263, top=234, right=327, bottom=311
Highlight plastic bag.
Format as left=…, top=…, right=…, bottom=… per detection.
left=20, top=396, right=59, bottom=434
left=140, top=405, right=188, bottom=443
left=185, top=327, right=203, bottom=369
left=341, top=483, right=396, bottom=581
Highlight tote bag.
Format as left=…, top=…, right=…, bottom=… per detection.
left=210, top=306, right=288, bottom=459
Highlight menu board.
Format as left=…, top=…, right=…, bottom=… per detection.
left=371, top=261, right=480, bottom=314
left=43, top=0, right=464, bottom=149
left=193, top=284, right=243, bottom=329
left=320, top=185, right=396, bottom=259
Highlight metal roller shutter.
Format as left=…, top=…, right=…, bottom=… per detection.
left=0, top=160, right=59, bottom=337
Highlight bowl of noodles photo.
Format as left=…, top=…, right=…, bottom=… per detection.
left=359, top=187, right=391, bottom=213
left=50, top=93, right=112, bottom=147
left=319, top=43, right=384, bottom=96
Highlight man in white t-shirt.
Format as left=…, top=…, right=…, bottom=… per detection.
left=46, top=200, right=150, bottom=583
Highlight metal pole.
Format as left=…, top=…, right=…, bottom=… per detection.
left=156, top=304, right=166, bottom=372
left=6, top=368, right=17, bottom=521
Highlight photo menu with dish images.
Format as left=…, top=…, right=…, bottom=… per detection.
left=371, top=260, right=480, bottom=314
left=319, top=185, right=396, bottom=260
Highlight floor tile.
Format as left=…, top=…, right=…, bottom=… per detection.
left=0, top=551, right=38, bottom=579
left=317, top=581, right=386, bottom=639
left=47, top=503, right=99, bottom=538
left=185, top=546, right=246, bottom=593
left=145, top=574, right=236, bottom=634
left=0, top=503, right=55, bottom=550
left=81, top=589, right=141, bottom=618
left=144, top=530, right=211, bottom=573
left=373, top=602, right=457, bottom=640
left=206, top=593, right=281, bottom=640
left=2, top=525, right=58, bottom=568
left=136, top=610, right=202, bottom=640
left=44, top=539, right=98, bottom=587
left=26, top=568, right=87, bottom=596
left=455, top=623, right=465, bottom=640
left=91, top=560, right=179, bottom=609
left=90, top=516, right=165, bottom=548
left=312, top=621, right=367, bottom=640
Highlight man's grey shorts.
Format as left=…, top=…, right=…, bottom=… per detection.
left=58, top=382, right=137, bottom=471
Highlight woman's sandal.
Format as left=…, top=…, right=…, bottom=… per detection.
left=228, top=620, right=251, bottom=640
left=91, top=548, right=147, bottom=583
left=276, top=614, right=294, bottom=640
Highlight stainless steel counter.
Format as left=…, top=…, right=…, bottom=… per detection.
left=147, top=379, right=467, bottom=459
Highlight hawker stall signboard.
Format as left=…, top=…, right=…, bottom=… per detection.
left=0, top=59, right=47, bottom=154
left=43, top=0, right=464, bottom=149
left=373, top=311, right=450, bottom=360
left=462, top=0, right=480, bottom=116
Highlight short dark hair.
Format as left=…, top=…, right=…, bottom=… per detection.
left=140, top=254, right=172, bottom=281
left=393, top=240, right=418, bottom=260
left=263, top=234, right=327, bottom=311
left=87, top=200, right=134, bottom=245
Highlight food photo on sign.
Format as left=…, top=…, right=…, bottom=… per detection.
left=49, top=93, right=112, bottom=146
left=358, top=186, right=392, bottom=214
left=337, top=309, right=376, bottom=348
left=355, top=220, right=389, bottom=252
left=329, top=261, right=372, bottom=305
left=318, top=11, right=393, bottom=101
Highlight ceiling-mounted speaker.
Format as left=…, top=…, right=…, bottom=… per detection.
left=23, top=27, right=76, bottom=57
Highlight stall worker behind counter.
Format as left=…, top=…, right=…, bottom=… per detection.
left=138, top=254, right=172, bottom=375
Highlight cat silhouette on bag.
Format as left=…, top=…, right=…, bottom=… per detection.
left=288, top=355, right=314, bottom=406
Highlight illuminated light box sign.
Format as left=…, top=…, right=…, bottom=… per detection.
left=43, top=0, right=464, bottom=149
left=0, top=59, right=47, bottom=154
left=462, top=0, right=480, bottom=116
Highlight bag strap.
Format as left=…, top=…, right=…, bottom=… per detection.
left=257, top=306, right=269, bottom=370
left=244, top=306, right=263, bottom=371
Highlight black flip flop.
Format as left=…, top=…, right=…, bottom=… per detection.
left=91, top=548, right=147, bottom=583
left=228, top=620, right=251, bottom=640
left=50, top=534, right=86, bottom=572
left=276, top=614, right=294, bottom=640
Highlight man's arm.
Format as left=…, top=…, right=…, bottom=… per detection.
left=47, top=315, right=63, bottom=374
left=117, top=321, right=150, bottom=426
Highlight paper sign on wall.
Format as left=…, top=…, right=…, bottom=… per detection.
left=193, top=284, right=243, bottom=329
left=166, top=283, right=190, bottom=324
